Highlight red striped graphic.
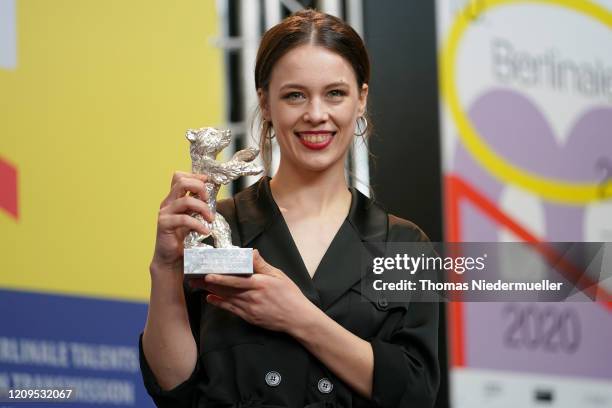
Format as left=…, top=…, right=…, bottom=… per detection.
left=0, top=156, right=18, bottom=219
left=444, top=174, right=612, bottom=368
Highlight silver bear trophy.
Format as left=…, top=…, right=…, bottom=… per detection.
left=183, top=127, right=264, bottom=275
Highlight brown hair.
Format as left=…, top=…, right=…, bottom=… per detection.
left=253, top=9, right=372, bottom=174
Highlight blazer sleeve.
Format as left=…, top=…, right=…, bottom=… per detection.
left=370, top=215, right=440, bottom=408
left=138, top=197, right=237, bottom=407
left=138, top=278, right=203, bottom=408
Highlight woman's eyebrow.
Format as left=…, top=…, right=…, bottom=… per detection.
left=278, top=81, right=350, bottom=91
left=325, top=81, right=350, bottom=88
left=279, top=83, right=306, bottom=91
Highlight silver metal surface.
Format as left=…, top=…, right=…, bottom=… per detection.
left=183, top=127, right=263, bottom=274
left=184, top=247, right=253, bottom=275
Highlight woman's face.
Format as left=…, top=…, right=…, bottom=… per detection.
left=259, top=44, right=368, bottom=173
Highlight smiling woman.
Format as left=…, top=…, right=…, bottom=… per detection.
left=140, top=9, right=440, bottom=408
left=254, top=9, right=370, bottom=175
left=259, top=44, right=367, bottom=173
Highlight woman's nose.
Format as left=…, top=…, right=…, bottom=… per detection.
left=303, top=98, right=329, bottom=123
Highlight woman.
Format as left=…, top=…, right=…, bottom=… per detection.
left=140, top=9, right=439, bottom=408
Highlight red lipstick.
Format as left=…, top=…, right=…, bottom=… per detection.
left=295, top=131, right=335, bottom=150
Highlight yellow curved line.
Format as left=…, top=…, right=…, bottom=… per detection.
left=440, top=0, right=612, bottom=204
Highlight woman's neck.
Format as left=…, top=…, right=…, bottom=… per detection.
left=269, top=159, right=351, bottom=218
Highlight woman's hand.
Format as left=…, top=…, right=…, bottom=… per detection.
left=152, top=171, right=215, bottom=271
left=144, top=171, right=213, bottom=391
left=203, top=250, right=375, bottom=399
left=202, top=250, right=317, bottom=333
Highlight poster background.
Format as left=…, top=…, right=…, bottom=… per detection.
left=0, top=1, right=223, bottom=406
left=436, top=0, right=612, bottom=407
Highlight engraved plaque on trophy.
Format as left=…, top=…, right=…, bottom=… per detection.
left=183, top=127, right=263, bottom=275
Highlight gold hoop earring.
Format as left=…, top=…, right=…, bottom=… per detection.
left=355, top=116, right=368, bottom=137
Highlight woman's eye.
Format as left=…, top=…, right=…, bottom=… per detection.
left=283, top=92, right=305, bottom=101
left=328, top=89, right=346, bottom=99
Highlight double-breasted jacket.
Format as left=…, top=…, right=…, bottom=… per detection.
left=139, top=176, right=439, bottom=408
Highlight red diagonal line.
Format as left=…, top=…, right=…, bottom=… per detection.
left=445, top=175, right=465, bottom=367
left=447, top=174, right=612, bottom=308
left=0, top=157, right=19, bottom=219
left=444, top=174, right=612, bottom=367
left=448, top=174, right=539, bottom=242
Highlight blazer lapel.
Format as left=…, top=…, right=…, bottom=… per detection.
left=313, top=187, right=389, bottom=311
left=232, top=176, right=320, bottom=305
left=232, top=176, right=389, bottom=311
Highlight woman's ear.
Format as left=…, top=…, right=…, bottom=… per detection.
left=257, top=88, right=271, bottom=121
left=358, top=83, right=369, bottom=116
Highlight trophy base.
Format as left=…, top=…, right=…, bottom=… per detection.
left=184, top=247, right=253, bottom=275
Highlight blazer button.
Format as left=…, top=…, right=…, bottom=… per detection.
left=378, top=297, right=388, bottom=308
left=265, top=371, right=281, bottom=387
left=317, top=378, right=333, bottom=394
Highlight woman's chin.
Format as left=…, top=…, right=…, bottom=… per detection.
left=296, top=156, right=343, bottom=173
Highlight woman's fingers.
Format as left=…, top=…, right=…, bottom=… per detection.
left=158, top=213, right=209, bottom=237
left=253, top=249, right=281, bottom=277
left=160, top=196, right=215, bottom=223
left=170, top=171, right=207, bottom=188
left=202, top=281, right=250, bottom=298
left=151, top=172, right=212, bottom=269
left=204, top=274, right=258, bottom=289
left=162, top=174, right=209, bottom=208
left=206, top=294, right=249, bottom=320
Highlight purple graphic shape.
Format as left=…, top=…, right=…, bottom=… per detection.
left=464, top=301, right=612, bottom=380
left=452, top=88, right=612, bottom=379
left=466, top=90, right=612, bottom=183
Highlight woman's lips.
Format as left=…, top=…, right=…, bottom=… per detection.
left=295, top=131, right=335, bottom=150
